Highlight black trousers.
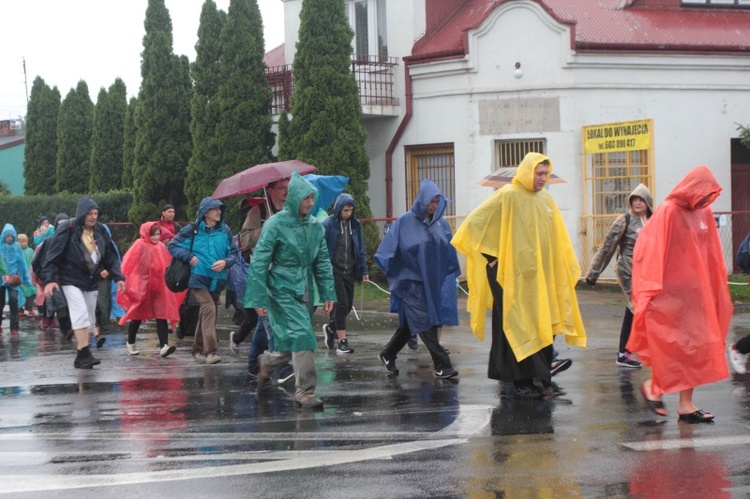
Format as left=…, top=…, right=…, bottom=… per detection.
left=382, top=320, right=452, bottom=371
left=328, top=270, right=355, bottom=332
left=128, top=319, right=169, bottom=347
left=233, top=307, right=259, bottom=344
left=485, top=257, right=551, bottom=385
left=619, top=307, right=634, bottom=354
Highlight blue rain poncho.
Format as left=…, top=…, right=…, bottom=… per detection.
left=375, top=179, right=460, bottom=334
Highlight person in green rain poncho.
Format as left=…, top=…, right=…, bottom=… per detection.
left=245, top=172, right=336, bottom=409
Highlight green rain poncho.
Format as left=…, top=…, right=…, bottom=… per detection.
left=245, top=172, right=336, bottom=352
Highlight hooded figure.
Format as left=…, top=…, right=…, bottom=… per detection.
left=169, top=197, right=239, bottom=365
left=246, top=172, right=336, bottom=351
left=245, top=172, right=335, bottom=408
left=628, top=166, right=731, bottom=422
left=118, top=222, right=180, bottom=357
left=452, top=152, right=586, bottom=395
left=0, top=223, right=32, bottom=334
left=41, top=197, right=125, bottom=369
left=585, top=183, right=654, bottom=368
left=118, top=222, right=181, bottom=326
left=375, top=179, right=460, bottom=378
left=321, top=193, right=369, bottom=353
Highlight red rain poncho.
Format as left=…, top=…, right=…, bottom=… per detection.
left=627, top=166, right=732, bottom=395
left=117, top=222, right=181, bottom=325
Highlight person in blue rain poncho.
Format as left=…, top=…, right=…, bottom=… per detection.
left=246, top=172, right=336, bottom=409
left=375, top=179, right=460, bottom=378
left=0, top=224, right=33, bottom=335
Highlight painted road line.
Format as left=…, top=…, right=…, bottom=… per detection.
left=621, top=435, right=750, bottom=451
left=0, top=404, right=493, bottom=494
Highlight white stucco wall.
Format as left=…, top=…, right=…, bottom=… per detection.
left=384, top=0, right=750, bottom=256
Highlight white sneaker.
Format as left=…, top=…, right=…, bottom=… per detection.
left=160, top=344, right=176, bottom=358
left=728, top=345, right=748, bottom=374
left=229, top=331, right=239, bottom=354
left=206, top=353, right=222, bottom=364
left=126, top=342, right=140, bottom=356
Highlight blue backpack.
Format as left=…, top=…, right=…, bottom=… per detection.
left=737, top=232, right=750, bottom=274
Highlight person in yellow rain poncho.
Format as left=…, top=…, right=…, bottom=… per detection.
left=452, top=152, right=586, bottom=398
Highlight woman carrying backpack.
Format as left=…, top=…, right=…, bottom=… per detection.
left=585, top=184, right=653, bottom=368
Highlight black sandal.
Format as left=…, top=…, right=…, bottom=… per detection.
left=640, top=384, right=668, bottom=416
left=678, top=410, right=714, bottom=424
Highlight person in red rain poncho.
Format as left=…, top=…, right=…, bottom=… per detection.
left=117, top=222, right=181, bottom=357
left=628, top=166, right=732, bottom=424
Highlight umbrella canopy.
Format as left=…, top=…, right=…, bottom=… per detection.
left=303, top=174, right=349, bottom=219
left=477, top=166, right=566, bottom=188
left=211, top=160, right=317, bottom=200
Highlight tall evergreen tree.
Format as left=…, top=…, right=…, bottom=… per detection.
left=122, top=97, right=138, bottom=190
left=130, top=0, right=192, bottom=224
left=90, top=78, right=127, bottom=192
left=24, top=76, right=61, bottom=195
left=280, top=0, right=378, bottom=260
left=56, top=80, right=94, bottom=193
left=185, top=0, right=226, bottom=217
left=216, top=0, right=274, bottom=180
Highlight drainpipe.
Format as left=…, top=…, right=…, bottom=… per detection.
left=385, top=59, right=413, bottom=219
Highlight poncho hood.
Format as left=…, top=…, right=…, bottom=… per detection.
left=284, top=172, right=318, bottom=221
left=512, top=152, right=553, bottom=192
left=195, top=197, right=226, bottom=226
left=411, top=178, right=449, bottom=225
left=1, top=223, right=17, bottom=243
left=75, top=197, right=100, bottom=226
left=139, top=221, right=160, bottom=244
left=666, top=165, right=721, bottom=210
left=629, top=184, right=654, bottom=216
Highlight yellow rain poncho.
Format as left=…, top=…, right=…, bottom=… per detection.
left=451, top=153, right=586, bottom=361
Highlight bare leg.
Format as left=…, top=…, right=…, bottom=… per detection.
left=74, top=329, right=89, bottom=350
left=678, top=388, right=712, bottom=418
left=336, top=329, right=347, bottom=341
left=641, top=378, right=668, bottom=416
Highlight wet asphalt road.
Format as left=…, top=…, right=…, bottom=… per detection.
left=0, top=287, right=749, bottom=498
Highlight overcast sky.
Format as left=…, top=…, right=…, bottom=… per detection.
left=0, top=0, right=285, bottom=120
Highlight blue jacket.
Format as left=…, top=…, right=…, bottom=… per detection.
left=41, top=197, right=124, bottom=292
left=169, top=197, right=239, bottom=292
left=322, top=194, right=369, bottom=280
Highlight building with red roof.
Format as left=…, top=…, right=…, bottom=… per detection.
left=276, top=0, right=750, bottom=268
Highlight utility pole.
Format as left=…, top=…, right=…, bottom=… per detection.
left=23, top=57, right=29, bottom=110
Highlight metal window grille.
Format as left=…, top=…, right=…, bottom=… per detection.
left=406, top=144, right=456, bottom=217
left=589, top=150, right=651, bottom=216
left=495, top=139, right=545, bottom=168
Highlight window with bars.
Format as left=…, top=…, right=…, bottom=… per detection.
left=494, top=139, right=545, bottom=168
left=405, top=144, right=455, bottom=216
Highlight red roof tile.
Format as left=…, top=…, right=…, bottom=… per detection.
left=409, top=0, right=750, bottom=61
left=264, top=43, right=286, bottom=68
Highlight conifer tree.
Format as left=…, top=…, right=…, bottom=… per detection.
left=56, top=80, right=94, bottom=193
left=185, top=0, right=226, bottom=217
left=216, top=0, right=274, bottom=178
left=122, top=97, right=138, bottom=190
left=130, top=0, right=192, bottom=224
left=90, top=78, right=127, bottom=193
left=280, top=0, right=378, bottom=260
left=24, top=77, right=61, bottom=195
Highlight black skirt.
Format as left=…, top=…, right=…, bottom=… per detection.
left=485, top=256, right=552, bottom=384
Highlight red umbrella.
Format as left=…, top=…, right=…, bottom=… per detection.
left=211, top=160, right=317, bottom=200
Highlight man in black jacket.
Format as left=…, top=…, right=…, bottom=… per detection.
left=42, top=197, right=125, bottom=368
